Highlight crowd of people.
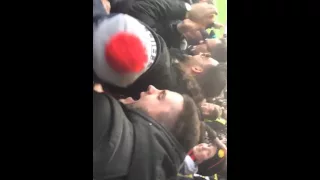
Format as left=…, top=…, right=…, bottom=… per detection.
left=93, top=0, right=227, bottom=179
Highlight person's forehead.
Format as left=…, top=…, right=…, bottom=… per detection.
left=166, top=90, right=184, bottom=109
left=167, top=90, right=183, bottom=100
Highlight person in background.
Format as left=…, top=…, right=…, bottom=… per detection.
left=170, top=49, right=227, bottom=102
left=202, top=98, right=227, bottom=147
left=178, top=143, right=218, bottom=179
left=183, top=29, right=209, bottom=47
left=93, top=13, right=227, bottom=103
left=178, top=123, right=227, bottom=180
left=201, top=100, right=224, bottom=120
left=112, top=0, right=219, bottom=49
left=93, top=85, right=202, bottom=180
left=186, top=38, right=227, bottom=63
left=197, top=124, right=227, bottom=180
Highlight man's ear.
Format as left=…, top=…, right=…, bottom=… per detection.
left=191, top=65, right=204, bottom=74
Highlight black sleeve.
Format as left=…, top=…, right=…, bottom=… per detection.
left=130, top=0, right=188, bottom=22
left=93, top=91, right=113, bottom=150
left=160, top=20, right=183, bottom=48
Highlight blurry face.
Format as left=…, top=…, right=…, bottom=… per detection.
left=193, top=143, right=217, bottom=163
left=201, top=102, right=217, bottom=115
left=189, top=39, right=222, bottom=56
left=120, top=85, right=184, bottom=126
left=187, top=54, right=219, bottom=74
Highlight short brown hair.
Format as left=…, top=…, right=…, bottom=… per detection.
left=195, top=63, right=227, bottom=98
left=171, top=94, right=202, bottom=152
left=170, top=58, right=205, bottom=104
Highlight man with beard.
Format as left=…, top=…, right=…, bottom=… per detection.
left=186, top=38, right=227, bottom=63
left=93, top=85, right=202, bottom=180
left=93, top=13, right=227, bottom=103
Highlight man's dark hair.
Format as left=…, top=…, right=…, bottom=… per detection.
left=211, top=38, right=227, bottom=63
left=195, top=63, right=227, bottom=98
left=170, top=48, right=205, bottom=104
left=171, top=94, right=202, bottom=152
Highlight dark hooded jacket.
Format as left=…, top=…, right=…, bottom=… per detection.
left=93, top=91, right=186, bottom=180
left=92, top=13, right=206, bottom=102
left=110, top=0, right=188, bottom=49
left=93, top=13, right=190, bottom=100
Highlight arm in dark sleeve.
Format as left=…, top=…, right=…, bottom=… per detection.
left=159, top=20, right=184, bottom=48
left=168, top=20, right=183, bottom=37
left=130, top=0, right=188, bottom=22
left=93, top=91, right=113, bottom=150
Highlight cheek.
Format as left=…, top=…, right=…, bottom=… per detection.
left=138, top=96, right=160, bottom=111
left=197, top=153, right=206, bottom=161
left=201, top=107, right=209, bottom=115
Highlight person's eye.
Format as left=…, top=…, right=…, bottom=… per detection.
left=158, top=90, right=166, bottom=100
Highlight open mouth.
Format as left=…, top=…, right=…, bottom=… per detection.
left=119, top=97, right=136, bottom=104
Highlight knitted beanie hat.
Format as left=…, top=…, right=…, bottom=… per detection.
left=93, top=14, right=157, bottom=87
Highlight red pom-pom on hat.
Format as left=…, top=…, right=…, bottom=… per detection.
left=105, top=32, right=148, bottom=73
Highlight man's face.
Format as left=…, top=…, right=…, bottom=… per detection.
left=201, top=102, right=218, bottom=116
left=193, top=143, right=217, bottom=163
left=187, top=54, right=219, bottom=71
left=120, top=85, right=184, bottom=126
left=188, top=39, right=221, bottom=56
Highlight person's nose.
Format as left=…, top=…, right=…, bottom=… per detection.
left=147, top=85, right=158, bottom=94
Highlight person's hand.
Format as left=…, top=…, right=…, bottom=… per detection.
left=182, top=19, right=204, bottom=32
left=187, top=3, right=218, bottom=29
left=220, top=134, right=227, bottom=144
left=213, top=22, right=224, bottom=29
